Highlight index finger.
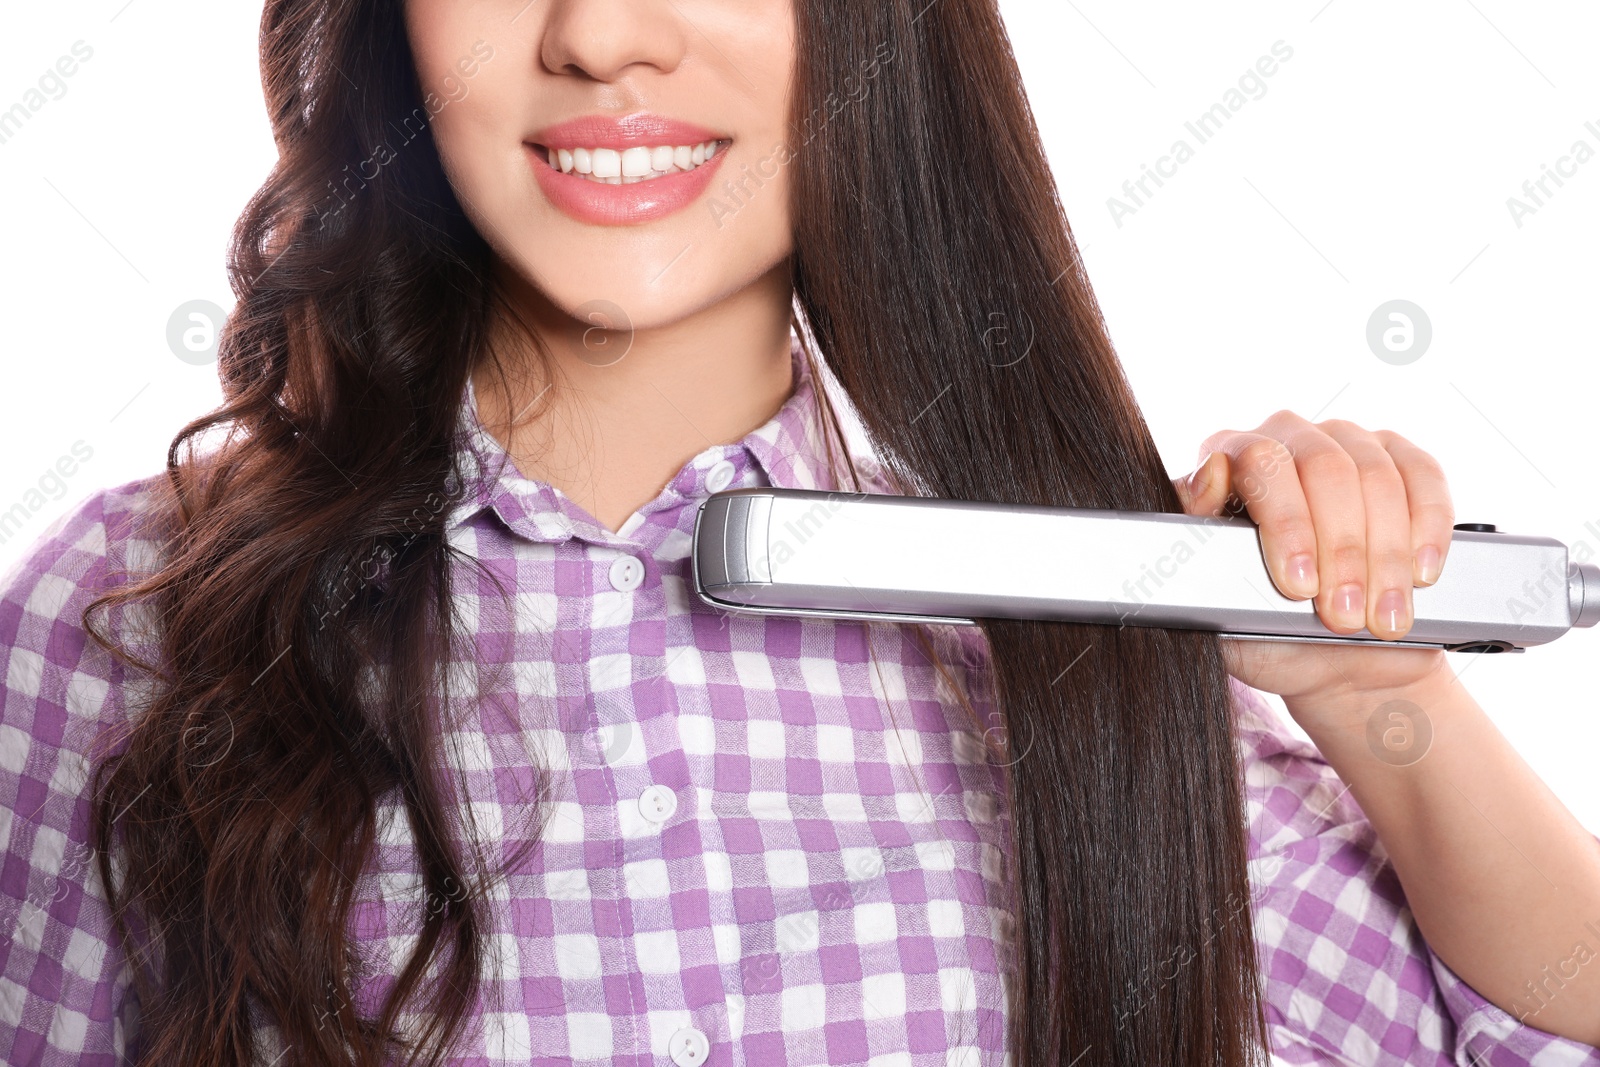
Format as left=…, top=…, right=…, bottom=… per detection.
left=1199, top=428, right=1320, bottom=601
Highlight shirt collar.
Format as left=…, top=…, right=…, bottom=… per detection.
left=445, top=335, right=857, bottom=546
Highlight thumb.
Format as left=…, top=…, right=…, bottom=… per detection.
left=1173, top=451, right=1231, bottom=516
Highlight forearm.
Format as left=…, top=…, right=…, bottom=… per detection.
left=1286, top=659, right=1600, bottom=1044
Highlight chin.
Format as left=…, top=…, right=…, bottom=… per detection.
left=515, top=250, right=749, bottom=330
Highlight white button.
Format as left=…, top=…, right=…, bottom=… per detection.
left=639, top=784, right=678, bottom=824
left=669, top=1026, right=709, bottom=1067
left=705, top=459, right=737, bottom=494
left=608, top=554, right=644, bottom=592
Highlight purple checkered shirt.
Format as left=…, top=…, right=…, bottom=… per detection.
left=2, top=338, right=1596, bottom=1066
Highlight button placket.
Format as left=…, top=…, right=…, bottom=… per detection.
left=598, top=517, right=712, bottom=1057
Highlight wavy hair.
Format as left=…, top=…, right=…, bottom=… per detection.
left=83, top=0, right=1267, bottom=1064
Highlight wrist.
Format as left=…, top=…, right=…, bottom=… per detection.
left=1282, top=652, right=1463, bottom=741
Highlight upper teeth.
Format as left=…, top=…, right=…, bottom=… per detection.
left=545, top=140, right=722, bottom=184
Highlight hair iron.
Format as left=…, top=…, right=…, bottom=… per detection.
left=690, top=488, right=1600, bottom=653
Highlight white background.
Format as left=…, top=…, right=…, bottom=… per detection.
left=1, top=2, right=1597, bottom=827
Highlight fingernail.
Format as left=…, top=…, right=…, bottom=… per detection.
left=1286, top=553, right=1318, bottom=597
left=1332, top=583, right=1364, bottom=627
left=1377, top=588, right=1409, bottom=635
left=1415, top=545, right=1441, bottom=585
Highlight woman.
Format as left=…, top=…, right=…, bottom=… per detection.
left=1, top=0, right=1597, bottom=1064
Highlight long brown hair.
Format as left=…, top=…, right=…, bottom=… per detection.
left=83, top=0, right=1267, bottom=1064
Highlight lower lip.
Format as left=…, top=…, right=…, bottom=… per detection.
left=528, top=143, right=729, bottom=226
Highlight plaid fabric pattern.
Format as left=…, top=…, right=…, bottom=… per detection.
left=1, top=337, right=1596, bottom=1066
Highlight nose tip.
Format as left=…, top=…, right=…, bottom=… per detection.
left=540, top=0, right=688, bottom=82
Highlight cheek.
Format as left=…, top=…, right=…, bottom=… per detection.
left=402, top=23, right=511, bottom=207
left=711, top=150, right=793, bottom=261
left=412, top=90, right=493, bottom=226
left=403, top=2, right=486, bottom=114
left=696, top=11, right=797, bottom=252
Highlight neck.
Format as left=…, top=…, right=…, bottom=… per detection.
left=472, top=260, right=797, bottom=535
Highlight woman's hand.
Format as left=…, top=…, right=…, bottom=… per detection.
left=1170, top=411, right=1460, bottom=713
left=1173, top=416, right=1600, bottom=1050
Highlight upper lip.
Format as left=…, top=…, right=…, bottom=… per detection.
left=530, top=112, right=728, bottom=151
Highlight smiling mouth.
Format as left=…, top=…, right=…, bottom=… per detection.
left=533, top=139, right=729, bottom=185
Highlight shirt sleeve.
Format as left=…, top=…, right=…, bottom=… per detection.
left=0, top=489, right=148, bottom=1065
left=1231, top=676, right=1600, bottom=1067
